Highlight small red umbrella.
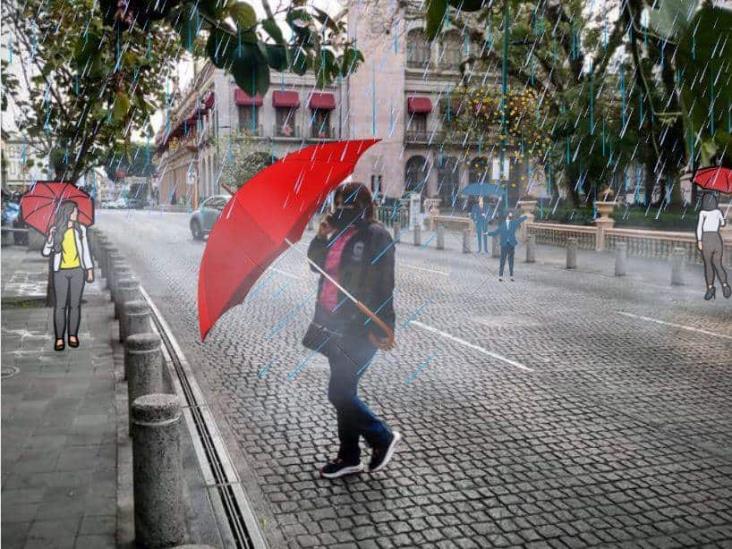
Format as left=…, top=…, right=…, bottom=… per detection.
left=198, top=139, right=380, bottom=341
left=693, top=166, right=732, bottom=194
left=19, top=181, right=95, bottom=235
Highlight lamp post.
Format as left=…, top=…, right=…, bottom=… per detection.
left=500, top=0, right=510, bottom=212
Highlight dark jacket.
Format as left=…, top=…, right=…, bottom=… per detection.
left=307, top=220, right=395, bottom=338
left=487, top=216, right=527, bottom=247
left=470, top=203, right=489, bottom=225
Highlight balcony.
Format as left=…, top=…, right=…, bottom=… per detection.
left=273, top=124, right=301, bottom=139
left=238, top=124, right=264, bottom=138
left=308, top=126, right=337, bottom=141
left=404, top=129, right=498, bottom=146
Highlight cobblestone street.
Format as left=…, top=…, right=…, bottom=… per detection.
left=99, top=210, right=732, bottom=549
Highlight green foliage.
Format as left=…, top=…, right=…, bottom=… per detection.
left=215, top=130, right=275, bottom=190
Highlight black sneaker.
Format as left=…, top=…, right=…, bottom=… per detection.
left=320, top=458, right=363, bottom=479
left=368, top=431, right=402, bottom=473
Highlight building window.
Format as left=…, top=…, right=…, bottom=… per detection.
left=469, top=157, right=489, bottom=184
left=238, top=106, right=259, bottom=134
left=437, top=156, right=460, bottom=209
left=276, top=107, right=297, bottom=137
left=405, top=155, right=429, bottom=196
left=406, top=29, right=430, bottom=68
left=370, top=175, right=383, bottom=199
left=408, top=113, right=428, bottom=135
left=311, top=109, right=331, bottom=138
left=439, top=31, right=462, bottom=69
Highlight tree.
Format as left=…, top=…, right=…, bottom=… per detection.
left=216, top=130, right=276, bottom=191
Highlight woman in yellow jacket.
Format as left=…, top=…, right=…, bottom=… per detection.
left=42, top=200, right=94, bottom=350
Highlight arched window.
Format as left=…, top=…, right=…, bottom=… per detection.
left=405, top=155, right=430, bottom=195
left=406, top=29, right=430, bottom=69
left=439, top=31, right=462, bottom=70
left=437, top=155, right=460, bottom=209
left=469, top=157, right=489, bottom=184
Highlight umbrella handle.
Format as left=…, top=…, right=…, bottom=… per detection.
left=355, top=300, right=395, bottom=347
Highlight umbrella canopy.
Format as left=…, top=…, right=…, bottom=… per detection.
left=19, top=181, right=95, bottom=235
left=198, top=139, right=379, bottom=340
left=693, top=166, right=732, bottom=194
left=461, top=182, right=504, bottom=197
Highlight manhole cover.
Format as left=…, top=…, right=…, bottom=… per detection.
left=1, top=367, right=19, bottom=379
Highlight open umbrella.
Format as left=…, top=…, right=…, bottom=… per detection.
left=19, top=181, right=94, bottom=235
left=693, top=166, right=732, bottom=194
left=198, top=139, right=382, bottom=341
left=461, top=182, right=504, bottom=197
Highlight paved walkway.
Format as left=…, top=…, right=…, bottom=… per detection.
left=1, top=247, right=117, bottom=548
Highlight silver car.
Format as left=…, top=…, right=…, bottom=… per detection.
left=190, top=195, right=230, bottom=240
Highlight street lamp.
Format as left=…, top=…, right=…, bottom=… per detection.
left=500, top=0, right=510, bottom=213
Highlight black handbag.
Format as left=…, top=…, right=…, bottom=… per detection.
left=302, top=321, right=342, bottom=355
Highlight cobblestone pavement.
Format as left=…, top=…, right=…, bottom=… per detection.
left=99, top=210, right=732, bottom=549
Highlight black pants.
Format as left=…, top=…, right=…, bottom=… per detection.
left=53, top=268, right=85, bottom=339
left=499, top=244, right=515, bottom=277
left=702, top=232, right=728, bottom=287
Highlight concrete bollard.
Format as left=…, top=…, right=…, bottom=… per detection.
left=526, top=235, right=536, bottom=263
left=125, top=333, right=162, bottom=428
left=123, top=300, right=152, bottom=343
left=392, top=224, right=401, bottom=244
left=491, top=235, right=500, bottom=258
left=436, top=225, right=445, bottom=250
left=110, top=263, right=130, bottom=304
left=116, top=278, right=141, bottom=331
left=107, top=252, right=122, bottom=291
left=93, top=233, right=107, bottom=266
left=566, top=238, right=578, bottom=269
left=462, top=228, right=471, bottom=254
left=27, top=228, right=46, bottom=251
left=97, top=239, right=110, bottom=278
left=413, top=224, right=421, bottom=246
left=615, top=242, right=627, bottom=277
left=132, top=394, right=185, bottom=548
left=671, top=247, right=685, bottom=285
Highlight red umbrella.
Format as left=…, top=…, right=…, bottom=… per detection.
left=19, top=181, right=95, bottom=235
left=693, top=166, right=732, bottom=194
left=198, top=139, right=380, bottom=341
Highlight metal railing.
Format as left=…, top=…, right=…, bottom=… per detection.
left=404, top=129, right=497, bottom=146
left=273, top=124, right=301, bottom=138
left=376, top=205, right=409, bottom=228
left=527, top=222, right=598, bottom=250
left=308, top=126, right=337, bottom=140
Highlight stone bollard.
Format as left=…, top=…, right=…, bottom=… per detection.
left=491, top=235, right=500, bottom=258
left=110, top=263, right=131, bottom=305
left=615, top=242, right=627, bottom=277
left=462, top=228, right=471, bottom=254
left=131, top=394, right=185, bottom=548
left=413, top=224, right=421, bottom=246
left=125, top=333, right=162, bottom=429
left=123, top=300, right=152, bottom=343
left=94, top=233, right=107, bottom=266
left=116, top=278, right=141, bottom=332
left=671, top=247, right=685, bottom=285
left=97, top=239, right=110, bottom=279
left=27, top=228, right=46, bottom=251
left=526, top=235, right=536, bottom=263
left=392, top=224, right=401, bottom=244
left=436, top=225, right=445, bottom=250
left=566, top=238, right=578, bottom=269
left=107, top=252, right=122, bottom=291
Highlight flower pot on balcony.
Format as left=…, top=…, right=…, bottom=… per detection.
left=594, top=201, right=618, bottom=222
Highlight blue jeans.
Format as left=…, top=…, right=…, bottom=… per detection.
left=499, top=244, right=515, bottom=276
left=326, top=334, right=392, bottom=462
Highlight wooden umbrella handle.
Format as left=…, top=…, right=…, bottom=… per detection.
left=355, top=300, right=395, bottom=349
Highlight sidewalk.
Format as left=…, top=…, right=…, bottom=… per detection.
left=1, top=247, right=117, bottom=548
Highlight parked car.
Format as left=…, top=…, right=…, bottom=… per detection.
left=189, top=195, right=230, bottom=240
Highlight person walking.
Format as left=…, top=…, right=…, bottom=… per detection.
left=42, top=200, right=94, bottom=351
left=487, top=211, right=528, bottom=281
left=470, top=196, right=489, bottom=253
left=696, top=193, right=730, bottom=300
left=307, top=182, right=401, bottom=479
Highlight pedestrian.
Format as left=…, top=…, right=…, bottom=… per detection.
left=487, top=210, right=528, bottom=281
left=696, top=192, right=730, bottom=300
left=42, top=200, right=94, bottom=351
left=306, top=182, right=401, bottom=479
left=470, top=196, right=489, bottom=253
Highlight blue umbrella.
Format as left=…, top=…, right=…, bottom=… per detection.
left=461, top=182, right=503, bottom=197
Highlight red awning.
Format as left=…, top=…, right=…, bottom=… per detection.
left=308, top=92, right=336, bottom=110
left=407, top=96, right=433, bottom=113
left=234, top=89, right=263, bottom=106
left=272, top=90, right=300, bottom=108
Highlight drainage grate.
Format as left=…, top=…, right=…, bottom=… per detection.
left=1, top=366, right=20, bottom=379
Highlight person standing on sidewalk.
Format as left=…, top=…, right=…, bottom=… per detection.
left=307, top=182, right=401, bottom=479
left=470, top=197, right=489, bottom=253
left=487, top=211, right=528, bottom=281
left=696, top=193, right=730, bottom=300
left=42, top=200, right=94, bottom=351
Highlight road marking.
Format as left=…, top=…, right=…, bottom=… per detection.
left=272, top=268, right=303, bottom=280
left=617, top=311, right=732, bottom=341
left=409, top=321, right=534, bottom=372
left=400, top=263, right=450, bottom=276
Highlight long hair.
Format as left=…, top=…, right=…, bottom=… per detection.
left=52, top=200, right=78, bottom=253
left=701, top=192, right=718, bottom=212
left=333, top=182, right=375, bottom=222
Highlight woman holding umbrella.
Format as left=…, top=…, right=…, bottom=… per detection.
left=307, top=182, right=401, bottom=479
left=42, top=200, right=94, bottom=350
left=696, top=193, right=730, bottom=300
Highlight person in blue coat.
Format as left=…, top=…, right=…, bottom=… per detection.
left=469, top=197, right=490, bottom=253
left=487, top=211, right=528, bottom=281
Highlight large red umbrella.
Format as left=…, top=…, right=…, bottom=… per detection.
left=198, top=139, right=380, bottom=341
left=693, top=166, right=732, bottom=194
left=19, top=181, right=95, bottom=235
